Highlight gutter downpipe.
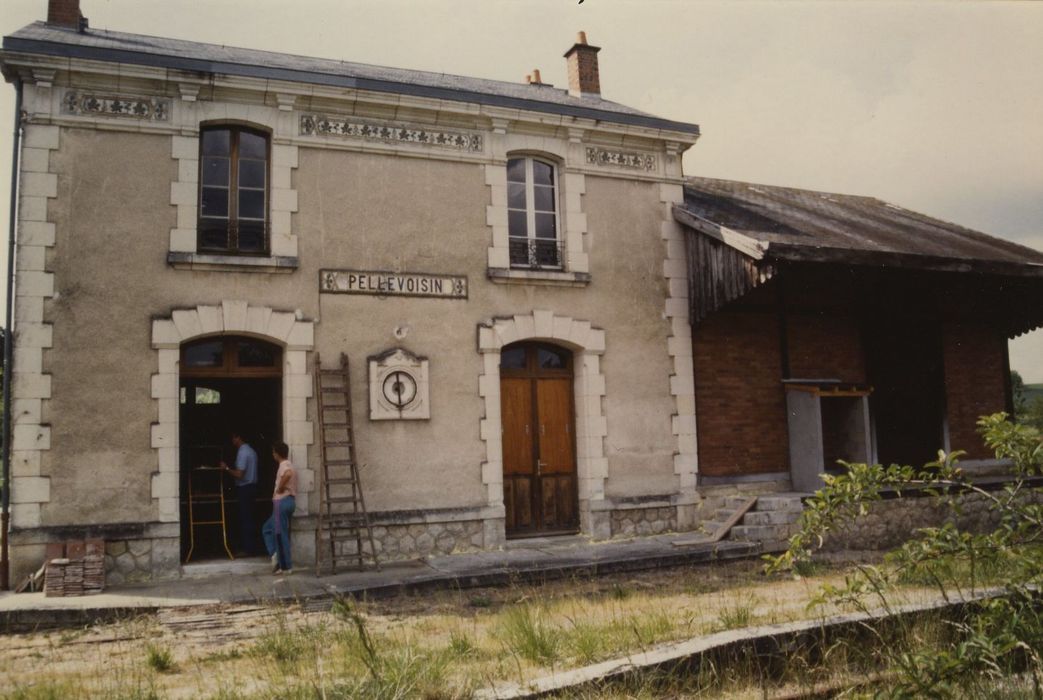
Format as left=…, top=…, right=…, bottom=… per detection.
left=2, top=79, right=24, bottom=591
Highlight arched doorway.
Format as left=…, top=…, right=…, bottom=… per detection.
left=500, top=341, right=579, bottom=537
left=179, top=336, right=282, bottom=561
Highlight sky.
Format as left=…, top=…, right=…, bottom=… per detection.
left=0, top=0, right=1041, bottom=380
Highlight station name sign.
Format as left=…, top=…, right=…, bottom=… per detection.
left=320, top=269, right=467, bottom=299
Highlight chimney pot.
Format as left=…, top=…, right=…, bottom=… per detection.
left=532, top=69, right=542, bottom=85
left=564, top=30, right=601, bottom=98
left=47, top=0, right=86, bottom=30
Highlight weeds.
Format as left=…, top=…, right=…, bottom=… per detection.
left=498, top=604, right=560, bottom=664
left=144, top=643, right=176, bottom=673
left=713, top=597, right=755, bottom=632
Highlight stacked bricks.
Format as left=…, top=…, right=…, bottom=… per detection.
left=43, top=539, right=105, bottom=597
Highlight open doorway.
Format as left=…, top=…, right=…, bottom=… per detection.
left=865, top=316, right=945, bottom=467
left=179, top=336, right=282, bottom=562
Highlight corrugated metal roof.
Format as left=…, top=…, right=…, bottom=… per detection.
left=681, top=177, right=1043, bottom=274
left=1, top=22, right=700, bottom=135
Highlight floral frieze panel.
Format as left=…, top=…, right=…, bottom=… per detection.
left=300, top=114, right=483, bottom=152
left=61, top=91, right=170, bottom=121
left=585, top=147, right=656, bottom=171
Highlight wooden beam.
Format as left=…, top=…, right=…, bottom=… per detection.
left=672, top=205, right=768, bottom=260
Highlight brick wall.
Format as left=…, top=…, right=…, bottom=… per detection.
left=942, top=321, right=1008, bottom=460
left=788, top=313, right=866, bottom=382
left=693, top=310, right=789, bottom=477
left=48, top=0, right=80, bottom=27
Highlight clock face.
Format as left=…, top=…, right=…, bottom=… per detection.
left=381, top=370, right=418, bottom=409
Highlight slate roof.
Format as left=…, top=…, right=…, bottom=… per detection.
left=680, top=176, right=1043, bottom=276
left=1, top=22, right=699, bottom=135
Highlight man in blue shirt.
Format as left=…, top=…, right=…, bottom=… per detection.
left=220, top=430, right=260, bottom=556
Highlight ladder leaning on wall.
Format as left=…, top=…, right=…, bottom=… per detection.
left=313, top=352, right=380, bottom=575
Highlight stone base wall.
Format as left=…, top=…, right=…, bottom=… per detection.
left=104, top=536, right=180, bottom=585
left=371, top=519, right=485, bottom=561
left=821, top=490, right=1043, bottom=551
left=610, top=506, right=677, bottom=538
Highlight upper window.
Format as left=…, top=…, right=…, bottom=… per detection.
left=507, top=156, right=561, bottom=270
left=198, top=126, right=269, bottom=255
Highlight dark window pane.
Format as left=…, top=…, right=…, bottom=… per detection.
left=538, top=347, right=568, bottom=369
left=535, top=212, right=556, bottom=239
left=238, top=340, right=279, bottom=367
left=238, top=190, right=265, bottom=220
left=509, top=238, right=530, bottom=267
left=202, top=129, right=230, bottom=156
left=198, top=219, right=229, bottom=249
left=239, top=131, right=267, bottom=159
left=508, top=210, right=527, bottom=237
left=532, top=160, right=554, bottom=186
left=201, top=187, right=229, bottom=218
left=506, top=158, right=526, bottom=183
left=534, top=185, right=555, bottom=213
left=202, top=157, right=229, bottom=186
left=508, top=182, right=527, bottom=210
left=184, top=340, right=223, bottom=367
left=238, top=221, right=266, bottom=252
left=238, top=159, right=266, bottom=188
left=533, top=239, right=560, bottom=267
left=500, top=346, right=526, bottom=369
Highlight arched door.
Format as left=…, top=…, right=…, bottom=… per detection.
left=179, top=336, right=282, bottom=560
left=500, top=342, right=578, bottom=537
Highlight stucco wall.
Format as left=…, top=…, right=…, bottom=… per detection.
left=31, top=128, right=678, bottom=531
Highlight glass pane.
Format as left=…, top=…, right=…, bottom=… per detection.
left=508, top=182, right=527, bottom=210
left=534, top=185, right=555, bottom=213
left=198, top=219, right=229, bottom=249
left=180, top=386, right=187, bottom=405
left=533, top=160, right=554, bottom=186
left=535, top=212, right=556, bottom=239
left=238, top=159, right=266, bottom=188
left=201, top=187, right=228, bottom=218
left=239, top=131, right=267, bottom=159
left=202, top=157, right=229, bottom=186
left=538, top=347, right=568, bottom=369
left=506, top=158, right=526, bottom=183
left=509, top=238, right=530, bottom=267
left=195, top=387, right=221, bottom=405
left=201, top=129, right=230, bottom=156
left=238, top=221, right=266, bottom=252
left=238, top=189, right=265, bottom=220
left=184, top=340, right=223, bottom=367
left=238, top=340, right=279, bottom=367
left=534, top=239, right=560, bottom=267
left=500, top=346, right=526, bottom=369
left=508, top=210, right=527, bottom=237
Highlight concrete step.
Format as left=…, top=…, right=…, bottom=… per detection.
left=755, top=496, right=805, bottom=513
left=702, top=521, right=725, bottom=534
left=743, top=509, right=801, bottom=526
left=731, top=524, right=782, bottom=541
left=724, top=496, right=752, bottom=510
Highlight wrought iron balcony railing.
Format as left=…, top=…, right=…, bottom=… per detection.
left=508, top=237, right=564, bottom=270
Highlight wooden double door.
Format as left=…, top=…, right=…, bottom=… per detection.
left=500, top=342, right=579, bottom=537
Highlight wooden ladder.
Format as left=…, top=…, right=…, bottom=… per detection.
left=314, top=353, right=380, bottom=575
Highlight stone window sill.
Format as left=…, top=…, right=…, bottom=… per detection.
left=167, top=252, right=299, bottom=273
left=487, top=268, right=590, bottom=287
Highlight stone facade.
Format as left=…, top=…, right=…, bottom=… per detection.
left=103, top=537, right=180, bottom=585
left=371, top=520, right=485, bottom=560
left=610, top=506, right=677, bottom=538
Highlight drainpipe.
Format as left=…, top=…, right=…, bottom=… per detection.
left=2, top=79, right=24, bottom=591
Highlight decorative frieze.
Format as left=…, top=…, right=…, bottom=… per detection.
left=300, top=114, right=483, bottom=152
left=585, top=146, right=656, bottom=171
left=62, top=90, right=170, bottom=121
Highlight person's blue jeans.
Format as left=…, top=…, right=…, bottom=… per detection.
left=263, top=496, right=295, bottom=570
left=235, top=483, right=258, bottom=555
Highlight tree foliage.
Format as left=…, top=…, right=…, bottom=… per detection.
left=768, top=413, right=1043, bottom=697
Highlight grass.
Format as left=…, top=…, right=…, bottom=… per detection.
left=0, top=557, right=956, bottom=699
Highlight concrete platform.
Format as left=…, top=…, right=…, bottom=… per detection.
left=0, top=533, right=759, bottom=632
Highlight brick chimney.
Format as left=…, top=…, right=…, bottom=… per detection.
left=564, top=31, right=601, bottom=98
left=47, top=0, right=87, bottom=31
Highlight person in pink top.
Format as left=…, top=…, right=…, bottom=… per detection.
left=262, top=441, right=297, bottom=574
